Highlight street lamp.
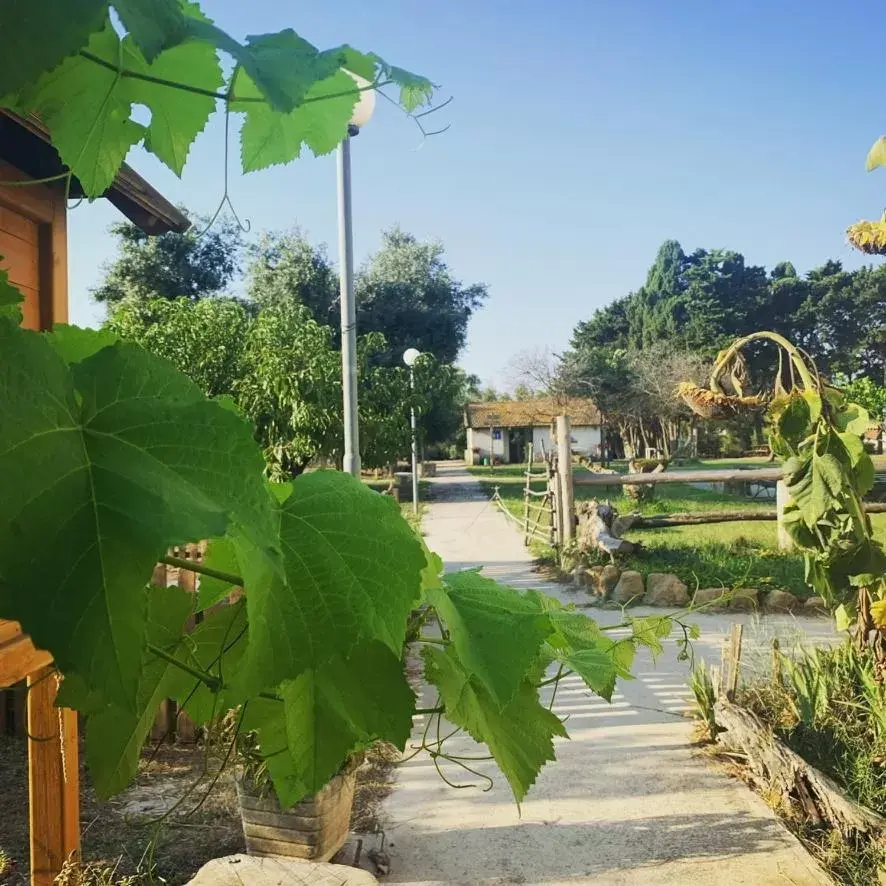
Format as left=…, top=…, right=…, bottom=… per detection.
left=337, top=72, right=376, bottom=476
left=403, top=348, right=423, bottom=514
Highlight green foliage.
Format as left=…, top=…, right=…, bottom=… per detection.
left=93, top=216, right=243, bottom=304
left=689, top=663, right=718, bottom=740
left=0, top=322, right=271, bottom=706
left=0, top=3, right=434, bottom=193
left=0, top=264, right=23, bottom=323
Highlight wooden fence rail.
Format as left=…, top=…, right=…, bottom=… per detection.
left=573, top=467, right=784, bottom=488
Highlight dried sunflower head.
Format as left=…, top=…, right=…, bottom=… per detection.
left=675, top=382, right=767, bottom=419
left=847, top=213, right=886, bottom=255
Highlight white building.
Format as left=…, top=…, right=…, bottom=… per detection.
left=464, top=397, right=602, bottom=465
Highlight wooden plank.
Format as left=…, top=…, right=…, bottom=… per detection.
left=28, top=667, right=80, bottom=885
left=0, top=206, right=38, bottom=243
left=0, top=229, right=39, bottom=289
left=0, top=161, right=56, bottom=223
left=573, top=467, right=784, bottom=488
left=46, top=191, right=68, bottom=326
left=0, top=632, right=53, bottom=688
left=556, top=416, right=575, bottom=546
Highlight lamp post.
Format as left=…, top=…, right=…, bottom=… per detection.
left=337, top=72, right=376, bottom=476
left=403, top=348, right=422, bottom=514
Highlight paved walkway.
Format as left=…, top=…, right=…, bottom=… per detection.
left=381, top=463, right=833, bottom=886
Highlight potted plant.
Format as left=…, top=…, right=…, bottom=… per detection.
left=231, top=717, right=361, bottom=862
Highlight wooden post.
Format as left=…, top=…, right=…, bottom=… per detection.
left=555, top=415, right=574, bottom=546
left=522, top=442, right=534, bottom=546
left=28, top=667, right=79, bottom=886
left=776, top=480, right=793, bottom=552
left=720, top=623, right=744, bottom=703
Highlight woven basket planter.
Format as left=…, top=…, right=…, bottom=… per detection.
left=236, top=772, right=356, bottom=862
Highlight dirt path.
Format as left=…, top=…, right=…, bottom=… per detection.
left=380, top=463, right=833, bottom=886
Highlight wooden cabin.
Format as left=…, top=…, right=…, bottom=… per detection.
left=0, top=109, right=189, bottom=886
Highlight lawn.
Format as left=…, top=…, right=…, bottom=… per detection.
left=468, top=460, right=886, bottom=597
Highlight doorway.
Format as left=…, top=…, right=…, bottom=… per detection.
left=507, top=427, right=529, bottom=464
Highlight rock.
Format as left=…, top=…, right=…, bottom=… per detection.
left=612, top=570, right=644, bottom=605
left=804, top=595, right=828, bottom=615
left=186, top=855, right=378, bottom=885
left=763, top=589, right=801, bottom=613
left=644, top=573, right=689, bottom=607
left=600, top=564, right=621, bottom=596
left=693, top=588, right=728, bottom=610
left=729, top=588, right=759, bottom=612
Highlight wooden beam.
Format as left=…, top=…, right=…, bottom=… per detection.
left=0, top=621, right=53, bottom=688
left=28, top=666, right=79, bottom=886
left=573, top=467, right=784, bottom=487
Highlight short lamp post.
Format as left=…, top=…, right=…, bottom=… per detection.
left=337, top=72, right=376, bottom=477
left=403, top=348, right=423, bottom=514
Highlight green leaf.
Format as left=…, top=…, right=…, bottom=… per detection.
left=0, top=323, right=273, bottom=707
left=57, top=585, right=193, bottom=797
left=630, top=615, right=673, bottom=659
left=270, top=641, right=413, bottom=805
left=419, top=538, right=444, bottom=594
left=428, top=571, right=553, bottom=709
left=867, top=136, right=886, bottom=172
left=774, top=393, right=810, bottom=450
left=424, top=646, right=567, bottom=804
left=166, top=600, right=248, bottom=723
left=13, top=24, right=145, bottom=196
left=238, top=69, right=358, bottom=172
left=526, top=592, right=628, bottom=701
left=835, top=603, right=853, bottom=632
left=113, top=0, right=187, bottom=62
left=45, top=324, right=118, bottom=363
left=386, top=65, right=434, bottom=113
left=123, top=34, right=223, bottom=175
left=196, top=536, right=241, bottom=610
left=0, top=265, right=24, bottom=324
left=0, top=1, right=108, bottom=96
left=836, top=402, right=873, bottom=436
left=234, top=470, right=424, bottom=695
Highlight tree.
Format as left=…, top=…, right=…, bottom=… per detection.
left=92, top=215, right=244, bottom=304
left=356, top=227, right=487, bottom=364
left=247, top=229, right=338, bottom=324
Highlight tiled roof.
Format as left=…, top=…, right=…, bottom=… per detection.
left=464, top=396, right=601, bottom=428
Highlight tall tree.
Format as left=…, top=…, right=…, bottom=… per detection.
left=246, top=229, right=338, bottom=324
left=91, top=214, right=243, bottom=304
left=356, top=227, right=487, bottom=364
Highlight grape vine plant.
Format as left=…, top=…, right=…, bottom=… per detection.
left=0, top=2, right=666, bottom=808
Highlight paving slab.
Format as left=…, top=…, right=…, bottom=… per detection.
left=381, top=463, right=833, bottom=885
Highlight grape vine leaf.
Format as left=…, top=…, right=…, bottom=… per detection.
left=233, top=470, right=425, bottom=696
left=113, top=0, right=188, bottom=62
left=428, top=571, right=553, bottom=709
left=196, top=535, right=242, bottom=610
left=424, top=646, right=567, bottom=804
left=336, top=47, right=434, bottom=112
left=0, top=323, right=274, bottom=708
left=0, top=267, right=24, bottom=324
left=45, top=324, right=118, bottom=363
left=167, top=599, right=249, bottom=724
left=9, top=24, right=146, bottom=196
left=123, top=29, right=223, bottom=175
left=236, top=69, right=358, bottom=172
left=57, top=585, right=193, bottom=798
left=527, top=592, right=633, bottom=701
left=0, top=1, right=107, bottom=96
left=268, top=641, right=414, bottom=805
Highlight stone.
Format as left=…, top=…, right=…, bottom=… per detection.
left=763, top=589, right=801, bottom=613
left=600, top=564, right=621, bottom=595
left=612, top=570, right=644, bottom=605
left=186, top=855, right=378, bottom=886
left=804, top=595, right=828, bottom=615
left=692, top=588, right=728, bottom=610
left=644, top=573, right=689, bottom=607
left=728, top=588, right=759, bottom=612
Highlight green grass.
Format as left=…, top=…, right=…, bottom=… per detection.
left=468, top=460, right=886, bottom=597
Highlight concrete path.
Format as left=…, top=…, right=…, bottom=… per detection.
left=381, top=463, right=833, bottom=886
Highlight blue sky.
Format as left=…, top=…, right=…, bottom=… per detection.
left=69, top=0, right=886, bottom=388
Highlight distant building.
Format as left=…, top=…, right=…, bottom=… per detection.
left=464, top=397, right=602, bottom=465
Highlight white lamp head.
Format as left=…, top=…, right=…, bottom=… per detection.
left=344, top=70, right=376, bottom=130
left=403, top=348, right=422, bottom=368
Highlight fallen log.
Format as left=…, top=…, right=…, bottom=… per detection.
left=621, top=502, right=886, bottom=529
left=714, top=699, right=886, bottom=834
